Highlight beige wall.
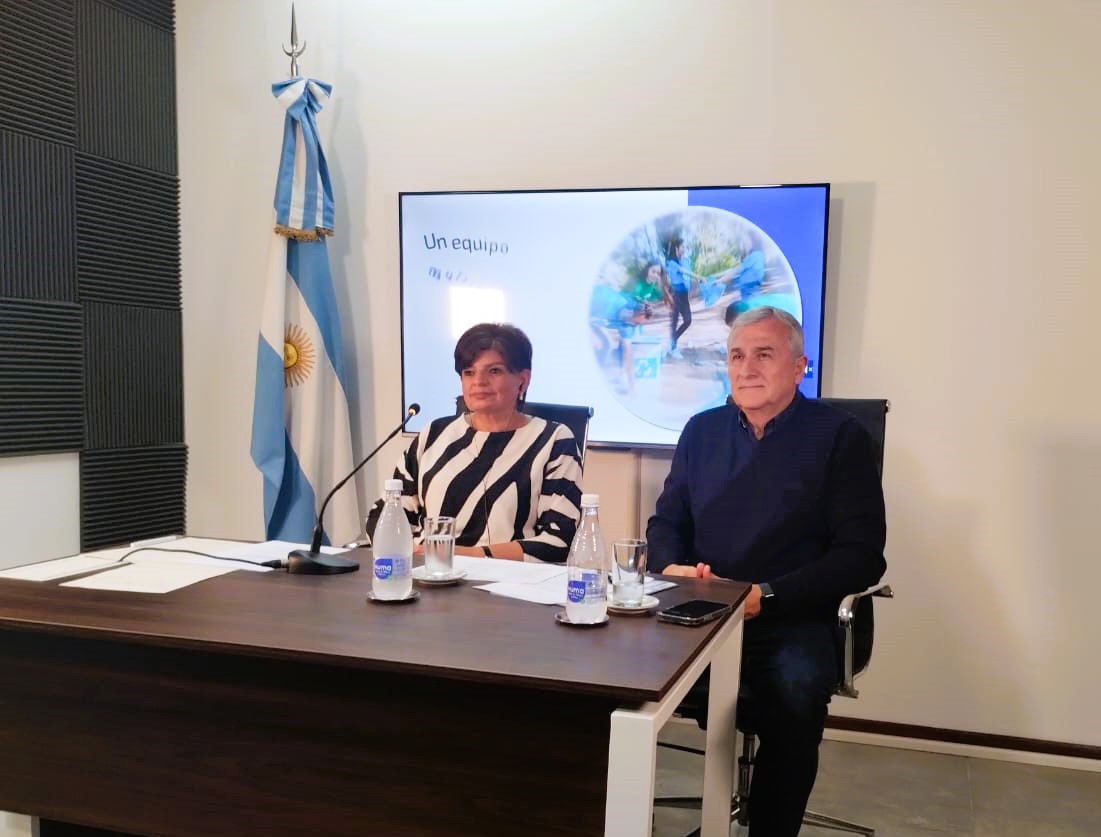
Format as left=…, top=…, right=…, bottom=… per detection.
left=178, top=0, right=1101, bottom=747
left=0, top=453, right=80, bottom=571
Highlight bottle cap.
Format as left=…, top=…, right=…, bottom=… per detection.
left=384, top=478, right=403, bottom=491
left=581, top=493, right=599, bottom=507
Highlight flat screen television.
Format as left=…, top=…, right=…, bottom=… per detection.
left=398, top=184, right=829, bottom=448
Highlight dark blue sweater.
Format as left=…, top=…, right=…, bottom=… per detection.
left=646, top=394, right=887, bottom=621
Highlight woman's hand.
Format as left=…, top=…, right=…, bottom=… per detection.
left=454, top=545, right=486, bottom=558
left=452, top=543, right=525, bottom=560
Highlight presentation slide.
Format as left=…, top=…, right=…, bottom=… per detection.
left=399, top=185, right=828, bottom=448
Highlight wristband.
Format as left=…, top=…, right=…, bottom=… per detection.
left=482, top=546, right=493, bottom=558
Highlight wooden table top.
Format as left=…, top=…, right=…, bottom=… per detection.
left=0, top=549, right=749, bottom=702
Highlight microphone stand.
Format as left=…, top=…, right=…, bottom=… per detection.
left=287, top=404, right=421, bottom=574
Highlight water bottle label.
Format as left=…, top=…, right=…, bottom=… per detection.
left=568, top=572, right=602, bottom=603
left=583, top=571, right=601, bottom=597
left=374, top=555, right=410, bottom=580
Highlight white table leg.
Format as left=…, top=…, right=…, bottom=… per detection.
left=605, top=605, right=744, bottom=836
left=0, top=813, right=33, bottom=837
left=701, top=604, right=743, bottom=836
left=605, top=706, right=660, bottom=837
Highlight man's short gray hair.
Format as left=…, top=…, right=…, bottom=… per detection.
left=728, top=306, right=805, bottom=358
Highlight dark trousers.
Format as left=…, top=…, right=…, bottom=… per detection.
left=741, top=618, right=839, bottom=837
left=670, top=290, right=692, bottom=346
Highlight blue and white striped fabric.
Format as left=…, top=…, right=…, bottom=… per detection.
left=272, top=76, right=334, bottom=238
left=250, top=77, right=359, bottom=545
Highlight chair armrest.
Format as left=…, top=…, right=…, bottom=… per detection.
left=836, top=583, right=894, bottom=698
left=838, top=582, right=894, bottom=624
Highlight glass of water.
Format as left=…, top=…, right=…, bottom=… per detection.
left=611, top=539, right=647, bottom=606
left=423, top=516, right=456, bottom=578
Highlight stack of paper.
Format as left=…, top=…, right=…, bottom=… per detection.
left=457, top=555, right=675, bottom=606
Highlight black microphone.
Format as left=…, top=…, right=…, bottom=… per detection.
left=287, top=403, right=421, bottom=574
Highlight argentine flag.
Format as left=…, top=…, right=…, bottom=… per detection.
left=250, top=77, right=359, bottom=545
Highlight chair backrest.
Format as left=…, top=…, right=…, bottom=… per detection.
left=818, top=397, right=889, bottom=477
left=454, top=397, right=594, bottom=467
left=850, top=593, right=876, bottom=677
left=818, top=398, right=889, bottom=690
left=722, top=395, right=888, bottom=477
left=521, top=401, right=594, bottom=465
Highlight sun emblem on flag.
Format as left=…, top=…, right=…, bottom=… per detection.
left=283, top=324, right=315, bottom=387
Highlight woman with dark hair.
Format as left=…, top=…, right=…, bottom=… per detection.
left=366, top=323, right=583, bottom=562
left=664, top=239, right=706, bottom=359
left=629, top=260, right=671, bottom=308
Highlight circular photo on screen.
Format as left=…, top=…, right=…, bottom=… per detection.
left=587, top=206, right=802, bottom=431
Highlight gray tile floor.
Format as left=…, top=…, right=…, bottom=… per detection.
left=654, top=720, right=1101, bottom=836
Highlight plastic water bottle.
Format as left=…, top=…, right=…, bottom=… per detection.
left=372, top=478, right=413, bottom=600
left=565, top=493, right=609, bottom=624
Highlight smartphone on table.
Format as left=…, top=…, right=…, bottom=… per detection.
left=656, top=599, right=733, bottom=627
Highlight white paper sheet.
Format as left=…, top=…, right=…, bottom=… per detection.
left=60, top=562, right=237, bottom=594
left=0, top=555, right=122, bottom=582
left=452, top=555, right=567, bottom=584
left=475, top=574, right=677, bottom=606
left=644, top=577, right=678, bottom=595
left=126, top=538, right=351, bottom=573
left=476, top=579, right=568, bottom=605
left=0, top=538, right=310, bottom=586
left=83, top=545, right=142, bottom=563
left=123, top=541, right=271, bottom=573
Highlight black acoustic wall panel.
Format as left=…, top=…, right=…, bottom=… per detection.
left=2, top=0, right=185, bottom=550
left=80, top=445, right=187, bottom=549
left=0, top=299, right=84, bottom=455
left=84, top=301, right=183, bottom=449
left=0, top=130, right=78, bottom=301
left=77, top=0, right=177, bottom=173
left=76, top=153, right=181, bottom=307
left=0, top=0, right=77, bottom=145
left=99, top=0, right=175, bottom=32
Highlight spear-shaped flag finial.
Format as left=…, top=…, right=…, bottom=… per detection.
left=282, top=3, right=307, bottom=77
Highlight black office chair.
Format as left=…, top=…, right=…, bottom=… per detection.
left=454, top=396, right=595, bottom=467
left=655, top=398, right=893, bottom=837
left=819, top=398, right=888, bottom=477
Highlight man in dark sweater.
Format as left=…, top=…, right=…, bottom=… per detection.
left=647, top=306, right=886, bottom=837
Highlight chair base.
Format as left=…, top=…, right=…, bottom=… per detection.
left=654, top=730, right=875, bottom=835
left=803, top=809, right=875, bottom=835
left=653, top=796, right=875, bottom=836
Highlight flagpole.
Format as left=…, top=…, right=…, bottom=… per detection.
left=282, top=4, right=306, bottom=77
left=252, top=8, right=361, bottom=564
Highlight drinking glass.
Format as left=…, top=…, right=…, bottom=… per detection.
left=423, top=516, right=455, bottom=578
left=610, top=538, right=647, bottom=606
